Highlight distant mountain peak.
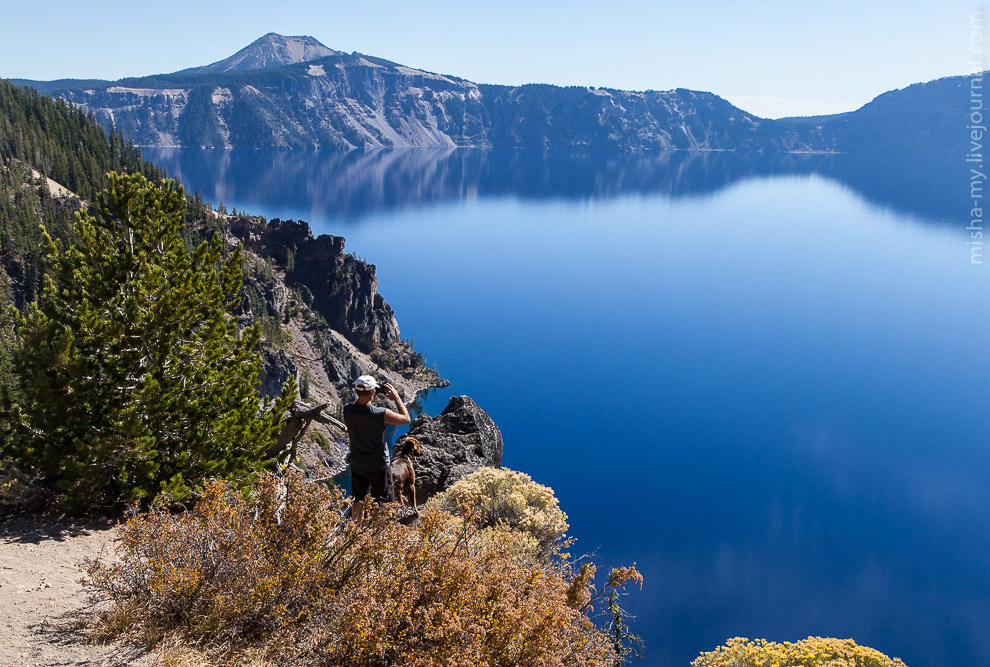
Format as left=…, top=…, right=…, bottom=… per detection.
left=195, top=33, right=337, bottom=74
left=17, top=39, right=964, bottom=155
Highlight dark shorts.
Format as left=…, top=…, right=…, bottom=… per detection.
left=351, top=467, right=390, bottom=503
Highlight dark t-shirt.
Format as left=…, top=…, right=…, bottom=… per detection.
left=343, top=402, right=389, bottom=472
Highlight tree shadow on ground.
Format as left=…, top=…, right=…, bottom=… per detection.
left=0, top=514, right=116, bottom=544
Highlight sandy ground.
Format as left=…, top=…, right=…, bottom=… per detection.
left=0, top=516, right=148, bottom=666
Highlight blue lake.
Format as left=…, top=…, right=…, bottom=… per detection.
left=145, top=147, right=989, bottom=667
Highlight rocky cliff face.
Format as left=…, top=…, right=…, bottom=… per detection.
left=43, top=52, right=489, bottom=150
left=42, top=60, right=826, bottom=151
left=15, top=34, right=889, bottom=153
left=234, top=218, right=504, bottom=490
left=229, top=216, right=401, bottom=354
left=14, top=34, right=969, bottom=154
left=478, top=83, right=796, bottom=151
left=217, top=212, right=447, bottom=478
left=404, top=395, right=503, bottom=502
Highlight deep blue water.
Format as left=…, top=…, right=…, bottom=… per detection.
left=145, top=148, right=989, bottom=667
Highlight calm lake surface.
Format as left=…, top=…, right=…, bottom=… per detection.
left=145, top=147, right=989, bottom=667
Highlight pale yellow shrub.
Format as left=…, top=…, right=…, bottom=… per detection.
left=692, top=636, right=909, bottom=667
left=430, top=467, right=569, bottom=556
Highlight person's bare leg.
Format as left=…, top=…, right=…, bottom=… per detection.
left=352, top=499, right=363, bottom=527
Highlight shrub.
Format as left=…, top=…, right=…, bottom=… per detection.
left=692, top=636, right=909, bottom=667
left=84, top=473, right=640, bottom=667
left=430, top=467, right=569, bottom=557
left=3, top=173, right=292, bottom=511
left=310, top=430, right=332, bottom=452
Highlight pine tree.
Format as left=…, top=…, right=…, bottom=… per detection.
left=5, top=172, right=292, bottom=511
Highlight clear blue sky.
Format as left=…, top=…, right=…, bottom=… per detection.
left=0, top=0, right=979, bottom=118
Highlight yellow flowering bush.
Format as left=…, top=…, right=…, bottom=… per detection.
left=692, top=636, right=909, bottom=667
left=430, top=467, right=570, bottom=557
left=84, top=472, right=639, bottom=667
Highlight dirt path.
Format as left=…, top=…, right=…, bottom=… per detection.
left=0, top=516, right=148, bottom=666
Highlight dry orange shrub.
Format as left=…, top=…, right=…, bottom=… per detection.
left=84, top=473, right=639, bottom=667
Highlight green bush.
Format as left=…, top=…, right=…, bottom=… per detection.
left=3, top=172, right=292, bottom=511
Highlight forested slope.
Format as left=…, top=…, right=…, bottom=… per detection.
left=0, top=81, right=442, bottom=499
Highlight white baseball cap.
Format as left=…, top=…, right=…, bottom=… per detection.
left=354, top=375, right=380, bottom=391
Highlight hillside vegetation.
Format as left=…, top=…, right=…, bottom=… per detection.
left=0, top=80, right=439, bottom=511
left=85, top=472, right=643, bottom=666
left=6, top=171, right=294, bottom=510
left=0, top=80, right=163, bottom=304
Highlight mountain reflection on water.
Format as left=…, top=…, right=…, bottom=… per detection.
left=143, top=147, right=967, bottom=229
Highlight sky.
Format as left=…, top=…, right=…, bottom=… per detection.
left=0, top=0, right=980, bottom=118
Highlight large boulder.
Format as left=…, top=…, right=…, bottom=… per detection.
left=405, top=396, right=503, bottom=502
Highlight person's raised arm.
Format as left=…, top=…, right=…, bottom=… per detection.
left=382, top=383, right=411, bottom=425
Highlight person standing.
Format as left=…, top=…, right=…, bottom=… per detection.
left=342, top=375, right=410, bottom=525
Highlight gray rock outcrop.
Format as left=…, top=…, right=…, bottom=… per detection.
left=258, top=348, right=297, bottom=398
left=230, top=216, right=401, bottom=353
left=405, top=395, right=503, bottom=502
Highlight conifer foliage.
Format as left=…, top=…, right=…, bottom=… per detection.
left=5, top=172, right=291, bottom=510
left=0, top=80, right=158, bottom=201
left=0, top=79, right=164, bottom=306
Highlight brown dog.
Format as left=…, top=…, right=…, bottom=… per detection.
left=390, top=436, right=424, bottom=508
